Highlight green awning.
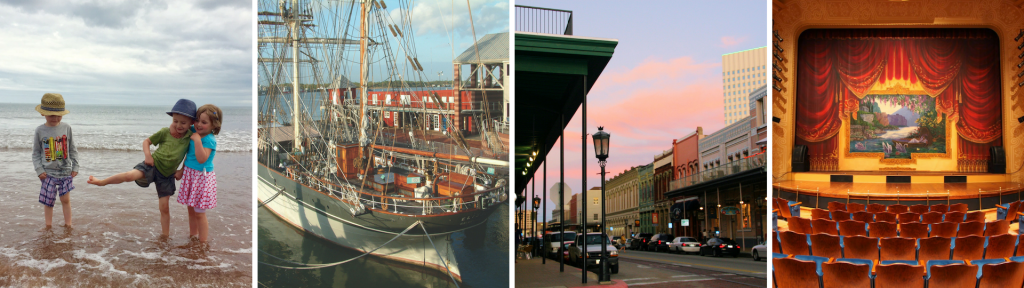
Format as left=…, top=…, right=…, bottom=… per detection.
left=514, top=32, right=617, bottom=200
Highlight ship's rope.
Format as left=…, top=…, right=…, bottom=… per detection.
left=257, top=219, right=461, bottom=288
left=257, top=190, right=283, bottom=208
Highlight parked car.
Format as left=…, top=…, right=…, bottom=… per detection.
left=752, top=241, right=766, bottom=261
left=611, top=236, right=623, bottom=249
left=648, top=234, right=675, bottom=252
left=543, top=231, right=577, bottom=259
left=667, top=236, right=701, bottom=254
left=630, top=233, right=654, bottom=250
left=624, top=238, right=633, bottom=250
left=699, top=237, right=741, bottom=257
left=568, top=233, right=619, bottom=274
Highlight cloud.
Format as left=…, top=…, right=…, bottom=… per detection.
left=399, top=0, right=509, bottom=38
left=0, top=0, right=252, bottom=106
left=719, top=36, right=746, bottom=48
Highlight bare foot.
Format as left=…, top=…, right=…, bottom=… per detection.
left=40, top=225, right=52, bottom=231
left=87, top=176, right=106, bottom=186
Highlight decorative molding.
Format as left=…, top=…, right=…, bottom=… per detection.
left=880, top=167, right=917, bottom=171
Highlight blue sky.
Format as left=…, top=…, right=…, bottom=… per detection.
left=515, top=0, right=768, bottom=222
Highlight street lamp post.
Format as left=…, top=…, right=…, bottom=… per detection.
left=592, top=126, right=611, bottom=283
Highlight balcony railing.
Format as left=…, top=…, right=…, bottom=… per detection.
left=340, top=99, right=501, bottom=112
left=515, top=5, right=573, bottom=35
left=670, top=153, right=766, bottom=191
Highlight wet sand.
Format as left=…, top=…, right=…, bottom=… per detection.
left=0, top=149, right=252, bottom=287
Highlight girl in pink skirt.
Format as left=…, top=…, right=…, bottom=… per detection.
left=175, top=104, right=221, bottom=244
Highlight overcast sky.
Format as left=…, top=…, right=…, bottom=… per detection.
left=0, top=0, right=252, bottom=107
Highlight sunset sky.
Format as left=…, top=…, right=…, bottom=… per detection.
left=515, top=1, right=768, bottom=220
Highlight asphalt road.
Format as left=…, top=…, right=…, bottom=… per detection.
left=545, top=248, right=768, bottom=287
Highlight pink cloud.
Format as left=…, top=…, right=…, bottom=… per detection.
left=720, top=36, right=747, bottom=48
left=599, top=56, right=719, bottom=85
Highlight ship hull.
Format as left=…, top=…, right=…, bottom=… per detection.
left=258, top=175, right=464, bottom=282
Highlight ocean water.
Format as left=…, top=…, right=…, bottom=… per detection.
left=0, top=103, right=251, bottom=152
left=257, top=203, right=509, bottom=288
left=0, top=103, right=252, bottom=287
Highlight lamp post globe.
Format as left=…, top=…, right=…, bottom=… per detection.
left=592, top=126, right=610, bottom=161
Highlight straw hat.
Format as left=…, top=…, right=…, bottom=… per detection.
left=36, top=93, right=70, bottom=116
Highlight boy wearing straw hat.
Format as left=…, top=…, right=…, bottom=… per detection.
left=32, top=93, right=79, bottom=229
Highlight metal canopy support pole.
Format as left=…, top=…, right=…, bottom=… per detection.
left=704, top=190, right=708, bottom=241
left=559, top=114, right=565, bottom=273
left=581, top=74, right=587, bottom=284
left=599, top=160, right=610, bottom=283
left=543, top=160, right=547, bottom=264
left=532, top=174, right=536, bottom=244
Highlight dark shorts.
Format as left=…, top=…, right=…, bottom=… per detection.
left=133, top=162, right=175, bottom=198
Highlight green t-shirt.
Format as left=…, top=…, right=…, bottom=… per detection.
left=148, top=127, right=193, bottom=177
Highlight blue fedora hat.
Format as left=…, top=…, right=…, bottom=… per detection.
left=166, top=99, right=197, bottom=119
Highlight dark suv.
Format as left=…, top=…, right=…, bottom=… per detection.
left=699, top=237, right=741, bottom=257
left=648, top=234, right=675, bottom=252
left=630, top=233, right=654, bottom=250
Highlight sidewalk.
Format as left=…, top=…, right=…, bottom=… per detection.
left=514, top=256, right=628, bottom=288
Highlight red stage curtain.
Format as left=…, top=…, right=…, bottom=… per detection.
left=795, top=29, right=1002, bottom=172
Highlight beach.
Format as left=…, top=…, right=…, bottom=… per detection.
left=0, top=149, right=252, bottom=287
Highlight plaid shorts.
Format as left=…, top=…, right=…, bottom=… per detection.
left=39, top=175, right=74, bottom=207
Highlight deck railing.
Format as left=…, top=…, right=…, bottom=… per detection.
left=515, top=5, right=573, bottom=35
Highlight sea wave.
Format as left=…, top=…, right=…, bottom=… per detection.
left=0, top=131, right=252, bottom=152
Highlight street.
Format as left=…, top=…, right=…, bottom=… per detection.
left=529, top=249, right=766, bottom=287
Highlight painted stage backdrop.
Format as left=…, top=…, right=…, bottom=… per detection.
left=849, top=95, right=946, bottom=159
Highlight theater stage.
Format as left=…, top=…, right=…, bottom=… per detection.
left=774, top=171, right=1024, bottom=211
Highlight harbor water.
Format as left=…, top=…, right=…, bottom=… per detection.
left=257, top=202, right=509, bottom=287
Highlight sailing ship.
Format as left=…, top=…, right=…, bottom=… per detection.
left=257, top=0, right=509, bottom=283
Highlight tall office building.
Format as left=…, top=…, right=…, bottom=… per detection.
left=722, top=47, right=767, bottom=125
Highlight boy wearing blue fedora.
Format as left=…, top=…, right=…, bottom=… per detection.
left=88, top=99, right=196, bottom=238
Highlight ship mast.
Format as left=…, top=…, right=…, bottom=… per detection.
left=358, top=0, right=368, bottom=149
left=291, top=0, right=301, bottom=153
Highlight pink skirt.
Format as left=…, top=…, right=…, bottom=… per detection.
left=178, top=167, right=217, bottom=210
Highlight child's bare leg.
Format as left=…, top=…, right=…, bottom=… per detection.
left=88, top=170, right=144, bottom=186
left=159, top=196, right=171, bottom=237
left=188, top=206, right=198, bottom=238
left=44, top=205, right=54, bottom=228
left=196, top=212, right=208, bottom=243
left=59, top=193, right=72, bottom=227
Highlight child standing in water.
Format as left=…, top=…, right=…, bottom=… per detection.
left=176, top=104, right=221, bottom=244
left=88, top=99, right=195, bottom=238
left=32, top=93, right=79, bottom=229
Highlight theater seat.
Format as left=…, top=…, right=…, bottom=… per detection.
left=948, top=203, right=968, bottom=213
left=773, top=231, right=781, bottom=253
left=965, top=211, right=986, bottom=222
left=843, top=236, right=879, bottom=260
left=900, top=222, right=929, bottom=238
left=881, top=237, right=917, bottom=261
left=847, top=202, right=866, bottom=214
left=984, top=220, right=1008, bottom=236
left=977, top=260, right=1024, bottom=288
left=822, top=260, right=872, bottom=288
left=780, top=230, right=811, bottom=256
left=921, top=212, right=943, bottom=224
left=888, top=204, right=909, bottom=214
left=868, top=221, right=897, bottom=238
left=952, top=235, right=985, bottom=260
left=930, top=222, right=958, bottom=238
left=789, top=217, right=813, bottom=234
left=926, top=260, right=977, bottom=288
left=957, top=221, right=984, bottom=237
left=810, top=233, right=843, bottom=259
left=930, top=204, right=948, bottom=214
left=875, top=212, right=897, bottom=223
left=983, top=234, right=1015, bottom=259
left=944, top=211, right=965, bottom=223
left=838, top=220, right=868, bottom=237
left=867, top=203, right=886, bottom=213
left=917, top=237, right=951, bottom=266
left=897, top=213, right=921, bottom=224
left=812, top=219, right=839, bottom=236
left=909, top=204, right=929, bottom=214
left=828, top=201, right=847, bottom=212
left=774, top=256, right=821, bottom=288
left=811, top=208, right=831, bottom=220
left=875, top=262, right=923, bottom=288
left=832, top=210, right=851, bottom=222
left=851, top=211, right=874, bottom=223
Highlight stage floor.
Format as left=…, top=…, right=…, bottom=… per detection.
left=774, top=175, right=1024, bottom=210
